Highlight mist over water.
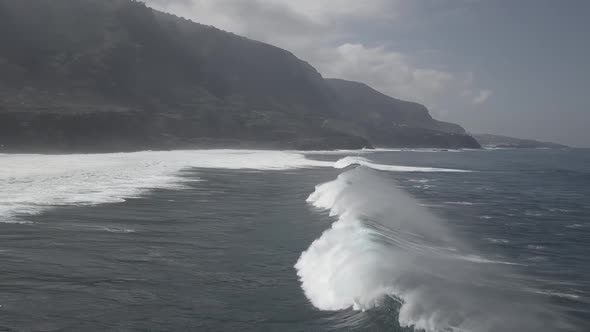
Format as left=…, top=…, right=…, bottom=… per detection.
left=0, top=149, right=588, bottom=331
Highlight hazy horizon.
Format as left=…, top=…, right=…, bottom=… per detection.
left=146, top=0, right=589, bottom=147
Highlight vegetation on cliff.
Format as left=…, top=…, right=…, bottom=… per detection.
left=0, top=0, right=480, bottom=152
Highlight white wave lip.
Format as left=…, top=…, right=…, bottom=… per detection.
left=334, top=156, right=470, bottom=173
left=295, top=167, right=576, bottom=332
left=369, top=148, right=463, bottom=153
left=0, top=150, right=331, bottom=223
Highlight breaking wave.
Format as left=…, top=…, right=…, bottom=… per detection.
left=0, top=150, right=331, bottom=223
left=1, top=149, right=584, bottom=330
left=334, top=156, right=470, bottom=172
left=0, top=150, right=471, bottom=224
left=295, top=166, right=578, bottom=332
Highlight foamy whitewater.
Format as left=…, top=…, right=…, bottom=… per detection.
left=0, top=150, right=330, bottom=223
left=295, top=167, right=578, bottom=332
left=0, top=151, right=468, bottom=224
left=1, top=149, right=587, bottom=331
left=334, top=156, right=470, bottom=172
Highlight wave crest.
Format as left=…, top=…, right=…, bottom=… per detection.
left=334, top=156, right=470, bottom=172
left=296, top=167, right=577, bottom=332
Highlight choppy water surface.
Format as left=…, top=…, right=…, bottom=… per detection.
left=0, top=148, right=588, bottom=331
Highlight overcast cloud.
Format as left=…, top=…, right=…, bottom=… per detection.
left=145, top=0, right=590, bottom=147
left=146, top=0, right=490, bottom=111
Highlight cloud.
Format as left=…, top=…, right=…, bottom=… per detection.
left=145, top=0, right=489, bottom=112
left=308, top=44, right=489, bottom=112
left=146, top=0, right=323, bottom=36
left=145, top=0, right=344, bottom=47
left=472, top=89, right=493, bottom=105
left=311, top=44, right=453, bottom=105
left=278, top=0, right=396, bottom=24
left=148, top=0, right=394, bottom=26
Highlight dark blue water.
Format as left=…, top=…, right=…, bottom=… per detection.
left=0, top=149, right=588, bottom=331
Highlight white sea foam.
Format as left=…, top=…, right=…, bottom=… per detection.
left=549, top=208, right=572, bottom=213
left=334, top=156, right=470, bottom=173
left=458, top=254, right=520, bottom=265
left=527, top=245, right=546, bottom=250
left=0, top=151, right=469, bottom=224
left=296, top=167, right=575, bottom=332
left=419, top=203, right=445, bottom=208
left=409, top=178, right=431, bottom=183
left=525, top=210, right=545, bottom=217
left=412, top=184, right=435, bottom=190
left=527, top=256, right=548, bottom=262
left=566, top=223, right=588, bottom=229
left=82, top=225, right=137, bottom=233
left=302, top=149, right=372, bottom=155
left=533, top=290, right=582, bottom=300
left=0, top=150, right=331, bottom=223
left=370, top=148, right=463, bottom=153
left=484, top=237, right=509, bottom=244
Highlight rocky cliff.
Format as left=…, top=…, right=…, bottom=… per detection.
left=473, top=134, right=568, bottom=149
left=324, top=79, right=480, bottom=148
left=0, top=0, right=479, bottom=152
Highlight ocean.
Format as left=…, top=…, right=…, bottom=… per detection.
left=0, top=148, right=588, bottom=331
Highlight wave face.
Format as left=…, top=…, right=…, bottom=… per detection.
left=334, top=156, right=470, bottom=172
left=0, top=150, right=331, bottom=223
left=295, top=166, right=577, bottom=332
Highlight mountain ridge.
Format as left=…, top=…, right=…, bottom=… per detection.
left=0, top=0, right=480, bottom=152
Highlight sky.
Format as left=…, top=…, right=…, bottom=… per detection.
left=145, top=0, right=590, bottom=147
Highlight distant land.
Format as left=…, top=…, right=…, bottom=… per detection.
left=0, top=0, right=480, bottom=152
left=473, top=134, right=569, bottom=149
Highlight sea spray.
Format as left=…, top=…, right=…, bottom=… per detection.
left=296, top=166, right=577, bottom=332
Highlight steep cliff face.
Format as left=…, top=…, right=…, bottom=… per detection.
left=473, top=134, right=568, bottom=149
left=325, top=79, right=480, bottom=148
left=0, top=0, right=478, bottom=152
